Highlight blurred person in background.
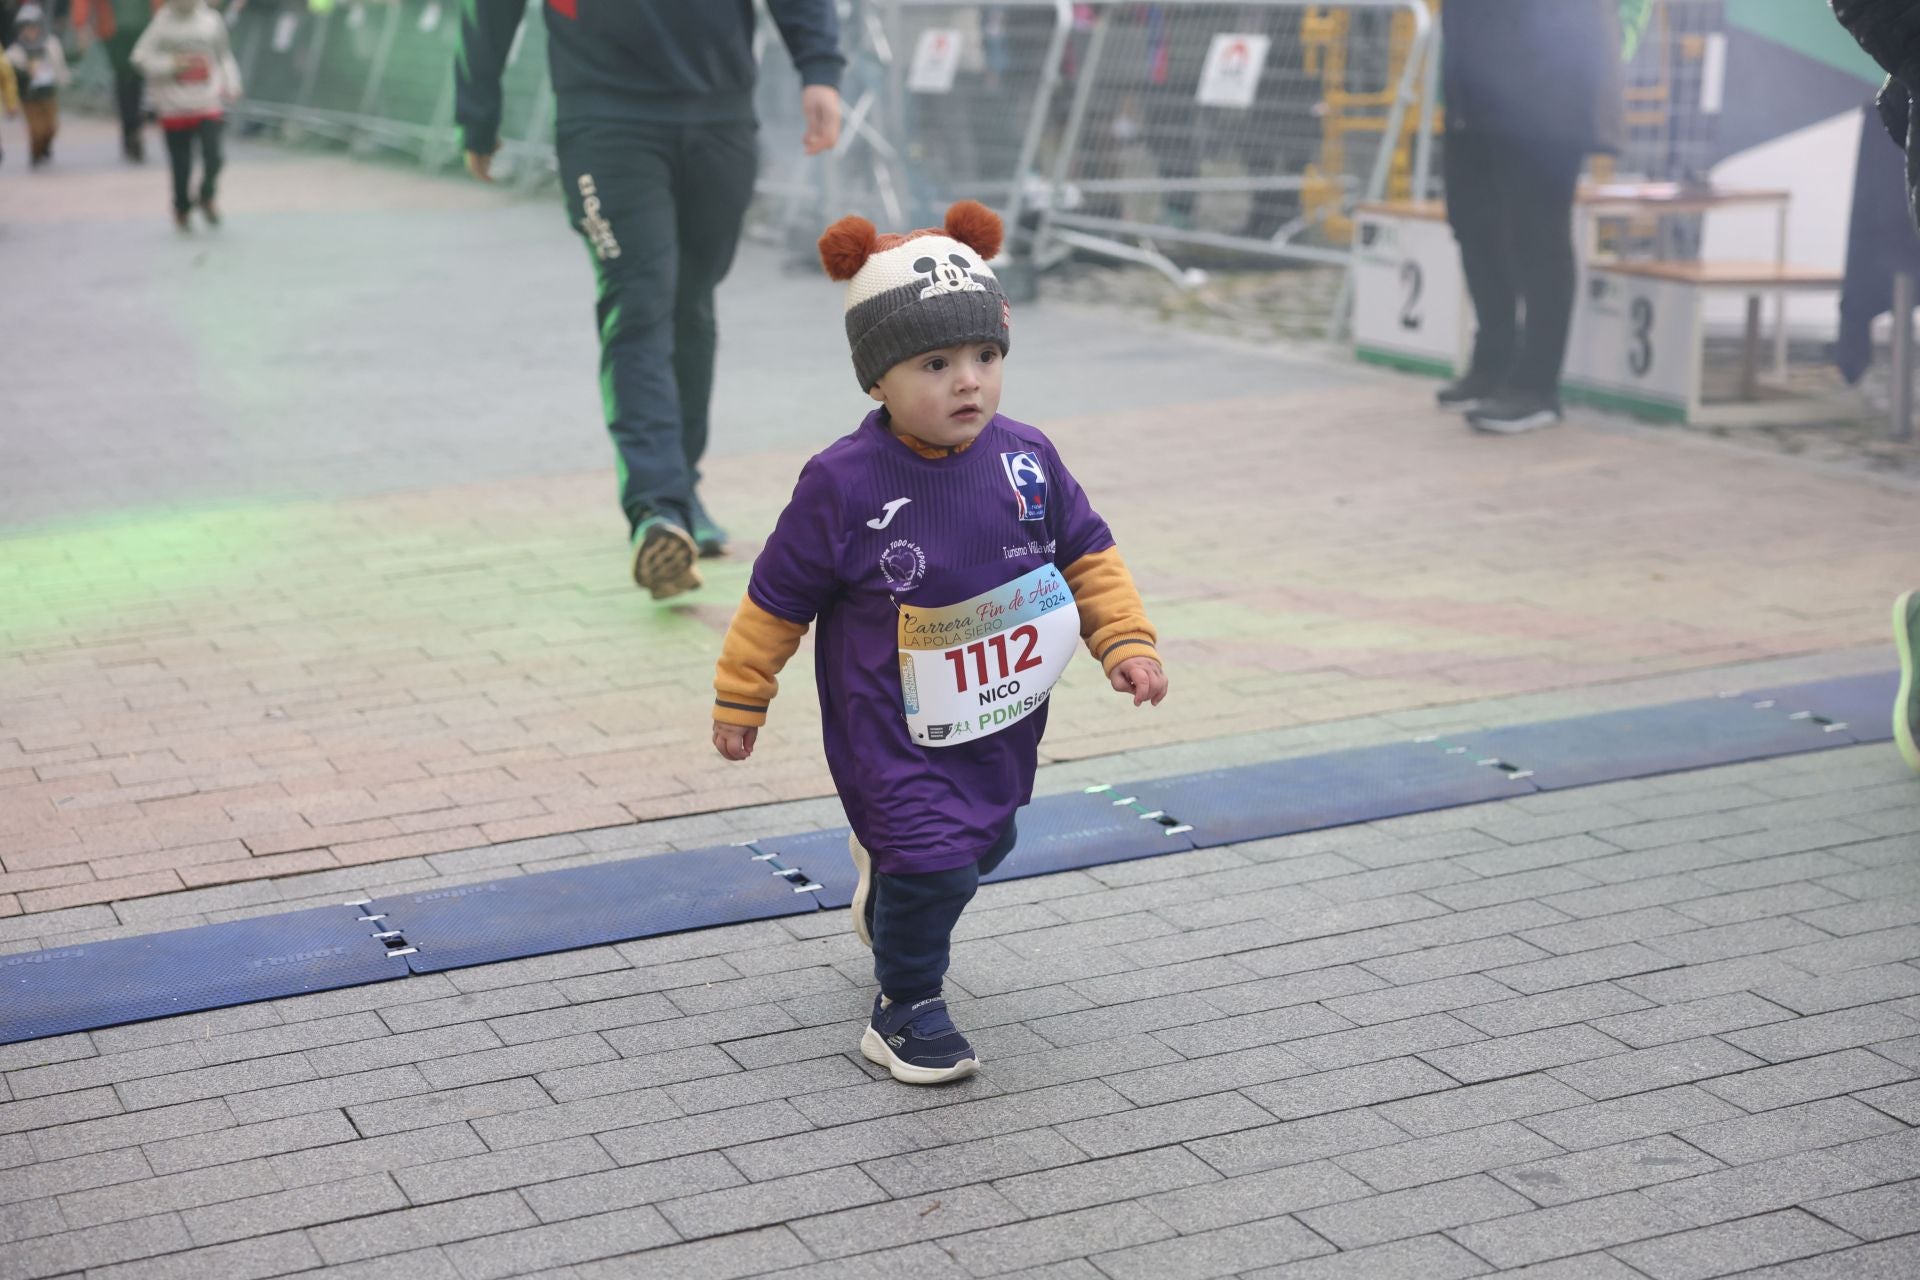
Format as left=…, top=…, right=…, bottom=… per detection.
left=71, top=0, right=152, bottom=162
left=456, top=1, right=845, bottom=601
left=6, top=5, right=70, bottom=166
left=131, top=0, right=241, bottom=230
left=1435, top=0, right=1627, bottom=435
left=1830, top=0, right=1920, bottom=775
left=0, top=36, right=17, bottom=169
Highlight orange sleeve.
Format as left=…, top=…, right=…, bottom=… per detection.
left=1062, top=546, right=1161, bottom=675
left=712, top=594, right=810, bottom=728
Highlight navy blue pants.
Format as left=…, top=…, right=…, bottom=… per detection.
left=870, top=822, right=1017, bottom=1003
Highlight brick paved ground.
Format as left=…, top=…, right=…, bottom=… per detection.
left=3, top=122, right=1916, bottom=913
left=3, top=121, right=1918, bottom=1277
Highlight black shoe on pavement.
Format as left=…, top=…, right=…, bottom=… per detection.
left=1436, top=372, right=1504, bottom=409
left=198, top=196, right=220, bottom=227
left=173, top=208, right=192, bottom=232
left=689, top=493, right=728, bottom=559
left=1467, top=394, right=1563, bottom=435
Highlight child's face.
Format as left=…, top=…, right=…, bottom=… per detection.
left=868, top=341, right=1004, bottom=448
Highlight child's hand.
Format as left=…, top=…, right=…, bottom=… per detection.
left=1110, top=656, right=1168, bottom=707
left=712, top=721, right=757, bottom=761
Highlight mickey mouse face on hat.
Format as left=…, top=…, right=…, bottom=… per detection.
left=914, top=252, right=986, bottom=300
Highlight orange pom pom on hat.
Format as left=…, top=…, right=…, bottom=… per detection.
left=818, top=200, right=1012, bottom=390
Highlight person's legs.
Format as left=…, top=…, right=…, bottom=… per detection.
left=1443, top=128, right=1519, bottom=394
left=670, top=120, right=758, bottom=556
left=105, top=28, right=146, bottom=158
left=197, top=118, right=225, bottom=220
left=555, top=120, right=701, bottom=595
left=164, top=127, right=194, bottom=221
left=1503, top=139, right=1585, bottom=401
left=24, top=98, right=55, bottom=162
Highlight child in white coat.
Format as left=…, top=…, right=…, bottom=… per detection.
left=132, top=0, right=243, bottom=228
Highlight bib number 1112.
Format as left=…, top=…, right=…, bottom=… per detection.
left=944, top=625, right=1043, bottom=693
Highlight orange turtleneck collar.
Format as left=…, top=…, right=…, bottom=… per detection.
left=891, top=429, right=978, bottom=461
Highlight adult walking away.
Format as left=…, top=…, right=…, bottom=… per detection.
left=1830, top=0, right=1920, bottom=773
left=1436, top=0, right=1626, bottom=435
left=455, top=1, right=845, bottom=601
left=72, top=0, right=153, bottom=163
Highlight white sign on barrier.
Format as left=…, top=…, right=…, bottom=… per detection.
left=1352, top=207, right=1469, bottom=376
left=271, top=11, right=299, bottom=51
left=419, top=2, right=442, bottom=33
left=1561, top=269, right=1702, bottom=418
left=1196, top=34, right=1269, bottom=109
left=909, top=28, right=964, bottom=95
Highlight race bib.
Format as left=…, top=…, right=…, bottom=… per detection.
left=897, top=563, right=1080, bottom=748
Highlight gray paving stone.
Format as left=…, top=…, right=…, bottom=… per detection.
left=1107, top=1043, right=1314, bottom=1106
left=30, top=1098, right=230, bottom=1161
left=1805, top=1178, right=1920, bottom=1241
left=0, top=1033, right=94, bottom=1075
left=1536, top=876, right=1719, bottom=920
left=0, top=1147, right=150, bottom=1206
left=1696, top=1048, right=1913, bottom=1112
left=181, top=1173, right=406, bottom=1246
left=197, top=1015, right=394, bottom=1069
left=1520, top=1084, right=1743, bottom=1154
left=1640, top=1149, right=1885, bottom=1227
left=1723, top=1007, right=1920, bottom=1064
left=751, top=1240, right=972, bottom=1280
left=538, top=1045, right=739, bottom=1103
left=1550, top=1037, right=1767, bottom=1101
left=1609, top=1208, right=1861, bottom=1280
left=595, top=1099, right=817, bottom=1165
left=713, top=1023, right=870, bottom=1071
left=344, top=1077, right=551, bottom=1137
left=1186, top=1109, right=1411, bottom=1177
left=1646, top=919, right=1844, bottom=968
left=1360, top=936, right=1551, bottom=985
left=117, top=1055, right=319, bottom=1112
left=600, top=1006, right=803, bottom=1058
left=5, top=1044, right=207, bottom=1101
left=447, top=947, right=637, bottom=995
left=82, top=1229, right=321, bottom=1280
left=1144, top=1160, right=1370, bottom=1233
left=1, top=1195, right=63, bottom=1244
left=1241, top=1233, right=1490, bottom=1280
left=466, top=1086, right=680, bottom=1150
left=972, top=1033, right=1182, bottom=1095
left=1455, top=982, right=1654, bottom=1038
left=514, top=1151, right=743, bottom=1222
left=1286, top=1012, right=1485, bottom=1071
left=1299, top=1173, right=1532, bottom=1249
left=90, top=1007, right=283, bottom=1055
left=487, top=992, right=685, bottom=1046
left=299, top=1024, right=502, bottom=1081
left=1488, top=943, right=1681, bottom=995
left=669, top=1056, right=871, bottom=1115
left=1336, top=1120, right=1564, bottom=1192
left=1054, top=1091, right=1272, bottom=1158
left=1244, top=1057, right=1455, bottom=1121
left=1424, top=869, right=1600, bottom=911
left=1516, top=907, right=1704, bottom=957
left=861, top=1127, right=1085, bottom=1198
left=1773, top=924, right=1920, bottom=977
left=790, top=1184, right=1024, bottom=1259
left=1493, top=1134, right=1724, bottom=1207
left=1679, top=1096, right=1906, bottom=1165
left=225, top=1067, right=431, bottom=1126
left=1590, top=992, right=1795, bottom=1049
left=412, top=1033, right=617, bottom=1092
left=1321, top=975, right=1519, bottom=1027
left=1023, top=993, right=1223, bottom=1049
left=269, top=973, right=462, bottom=1025
left=1589, top=812, right=1764, bottom=853
left=993, top=1146, right=1219, bottom=1217
left=1859, top=1080, right=1920, bottom=1124
left=264, top=1121, right=486, bottom=1189
left=375, top=984, right=571, bottom=1035
left=306, top=1189, right=537, bottom=1265
left=1448, top=1190, right=1693, bottom=1267
left=58, top=1157, right=280, bottom=1229
left=1419, top=1024, right=1628, bottom=1084
left=1793, top=896, right=1920, bottom=938
left=658, top=1165, right=885, bottom=1240
left=1629, top=964, right=1807, bottom=1017
left=439, top=1205, right=679, bottom=1280
left=1092, top=1214, right=1332, bottom=1280
left=394, top=1136, right=616, bottom=1205
left=727, top=1114, right=943, bottom=1182
left=1832, top=1127, right=1920, bottom=1180
left=783, top=1073, right=1005, bottom=1130
left=1066, top=957, right=1260, bottom=1005
left=1375, top=1072, right=1590, bottom=1138
left=1646, top=1237, right=1918, bottom=1280
left=1673, top=882, right=1852, bottom=927
left=941, top=1201, right=1176, bottom=1275
left=0, top=1087, right=125, bottom=1142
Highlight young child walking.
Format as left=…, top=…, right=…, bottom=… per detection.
left=131, top=0, right=242, bottom=229
left=5, top=6, right=69, bottom=167
left=711, top=201, right=1168, bottom=1085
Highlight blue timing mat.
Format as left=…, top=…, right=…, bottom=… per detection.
left=747, top=826, right=859, bottom=909
left=1434, top=696, right=1842, bottom=793
left=1116, top=740, right=1537, bottom=850
left=378, top=846, right=819, bottom=974
left=0, top=903, right=407, bottom=1046
left=1744, top=671, right=1899, bottom=746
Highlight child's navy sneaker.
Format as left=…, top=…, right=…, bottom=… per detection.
left=861, top=993, right=978, bottom=1085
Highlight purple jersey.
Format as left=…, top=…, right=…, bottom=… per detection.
left=748, top=410, right=1115, bottom=876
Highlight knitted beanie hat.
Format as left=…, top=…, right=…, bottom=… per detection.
left=818, top=200, right=1011, bottom=391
